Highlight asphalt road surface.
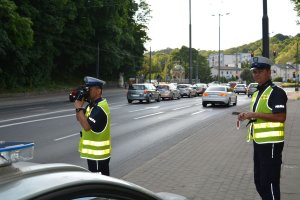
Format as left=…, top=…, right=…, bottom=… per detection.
left=0, top=89, right=251, bottom=178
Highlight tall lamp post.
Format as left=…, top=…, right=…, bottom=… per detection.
left=262, top=0, right=269, bottom=58
left=212, top=13, right=230, bottom=83
left=189, top=0, right=192, bottom=84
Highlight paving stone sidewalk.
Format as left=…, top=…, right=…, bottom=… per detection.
left=122, top=100, right=300, bottom=200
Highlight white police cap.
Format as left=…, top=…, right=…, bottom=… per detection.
left=84, top=76, right=106, bottom=87
left=250, top=56, right=273, bottom=70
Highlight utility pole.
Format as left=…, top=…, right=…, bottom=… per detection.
left=96, top=42, right=100, bottom=78
left=262, top=0, right=269, bottom=58
left=296, top=42, right=299, bottom=91
left=149, top=47, right=152, bottom=83
left=189, top=0, right=192, bottom=84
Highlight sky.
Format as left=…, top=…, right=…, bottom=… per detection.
left=144, top=0, right=299, bottom=51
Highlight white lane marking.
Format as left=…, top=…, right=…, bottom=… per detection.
left=0, top=114, right=75, bottom=128
left=191, top=110, right=205, bottom=115
left=129, top=106, right=160, bottom=113
left=54, top=133, right=79, bottom=141
left=110, top=104, right=127, bottom=110
left=0, top=109, right=73, bottom=123
left=134, top=112, right=164, bottom=120
left=172, top=105, right=191, bottom=111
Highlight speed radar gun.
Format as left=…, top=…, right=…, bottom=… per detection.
left=75, top=76, right=106, bottom=101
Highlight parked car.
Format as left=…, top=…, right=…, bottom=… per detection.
left=193, top=83, right=208, bottom=96
left=247, top=82, right=258, bottom=97
left=233, top=84, right=247, bottom=94
left=0, top=142, right=187, bottom=200
left=202, top=85, right=237, bottom=107
left=177, top=84, right=197, bottom=98
left=157, top=84, right=181, bottom=100
left=127, top=83, right=161, bottom=103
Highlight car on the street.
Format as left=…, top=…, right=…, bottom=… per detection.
left=233, top=84, right=247, bottom=94
left=0, top=142, right=187, bottom=200
left=127, top=83, right=161, bottom=103
left=156, top=84, right=181, bottom=100
left=177, top=84, right=197, bottom=98
left=247, top=82, right=258, bottom=97
left=192, top=83, right=208, bottom=96
left=202, top=85, right=237, bottom=107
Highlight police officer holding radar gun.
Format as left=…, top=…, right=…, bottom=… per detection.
left=238, top=56, right=287, bottom=200
left=74, top=76, right=111, bottom=176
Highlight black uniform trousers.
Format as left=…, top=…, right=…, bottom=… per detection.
left=253, top=142, right=284, bottom=200
left=87, top=158, right=110, bottom=176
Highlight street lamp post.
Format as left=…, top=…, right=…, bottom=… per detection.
left=262, top=0, right=269, bottom=58
left=189, top=0, right=192, bottom=84
left=212, top=13, right=230, bottom=83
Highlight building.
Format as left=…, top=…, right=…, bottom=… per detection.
left=208, top=53, right=252, bottom=80
left=271, top=64, right=296, bottom=82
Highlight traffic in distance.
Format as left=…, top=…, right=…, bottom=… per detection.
left=70, top=81, right=258, bottom=108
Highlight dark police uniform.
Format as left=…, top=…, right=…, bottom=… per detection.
left=77, top=76, right=111, bottom=176
left=248, top=57, right=287, bottom=200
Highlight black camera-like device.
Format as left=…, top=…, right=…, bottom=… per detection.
left=75, top=86, right=89, bottom=101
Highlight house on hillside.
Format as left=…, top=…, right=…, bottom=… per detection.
left=208, top=53, right=251, bottom=80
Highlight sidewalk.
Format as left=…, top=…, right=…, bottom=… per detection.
left=122, top=99, right=300, bottom=200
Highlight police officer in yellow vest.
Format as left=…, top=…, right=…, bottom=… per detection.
left=74, top=76, right=111, bottom=176
left=238, top=56, right=287, bottom=200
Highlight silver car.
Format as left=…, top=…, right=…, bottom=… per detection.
left=202, top=85, right=237, bottom=107
left=177, top=84, right=197, bottom=98
left=247, top=83, right=258, bottom=97
left=0, top=142, right=187, bottom=200
left=127, top=83, right=161, bottom=103
left=157, top=84, right=181, bottom=100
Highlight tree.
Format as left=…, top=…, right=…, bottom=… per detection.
left=240, top=68, right=254, bottom=84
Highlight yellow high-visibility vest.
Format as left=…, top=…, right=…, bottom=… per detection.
left=247, top=86, right=284, bottom=143
left=79, top=99, right=111, bottom=160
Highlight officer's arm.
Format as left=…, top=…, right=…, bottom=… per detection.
left=252, top=112, right=286, bottom=123
left=76, top=111, right=91, bottom=131
left=239, top=112, right=286, bottom=123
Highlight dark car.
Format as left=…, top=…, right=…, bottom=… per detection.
left=127, top=83, right=161, bottom=103
left=0, top=142, right=187, bottom=200
left=192, top=83, right=208, bottom=96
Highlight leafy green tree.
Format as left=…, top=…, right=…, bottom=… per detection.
left=240, top=68, right=254, bottom=84
left=0, top=0, right=33, bottom=89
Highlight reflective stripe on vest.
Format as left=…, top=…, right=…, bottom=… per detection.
left=247, top=85, right=285, bottom=143
left=79, top=99, right=111, bottom=160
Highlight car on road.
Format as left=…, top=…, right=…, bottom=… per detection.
left=192, top=83, right=208, bottom=96
left=202, top=85, right=237, bottom=107
left=0, top=142, right=187, bottom=200
left=233, top=84, right=247, bottom=94
left=127, top=83, right=161, bottom=103
left=156, top=84, right=181, bottom=100
left=177, top=84, right=197, bottom=98
left=247, top=82, right=258, bottom=97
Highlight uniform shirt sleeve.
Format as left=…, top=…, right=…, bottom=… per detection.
left=87, top=106, right=108, bottom=133
left=268, top=87, right=287, bottom=113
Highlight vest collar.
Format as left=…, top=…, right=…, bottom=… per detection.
left=257, top=79, right=272, bottom=92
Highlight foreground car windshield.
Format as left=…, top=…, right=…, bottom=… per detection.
left=206, top=86, right=226, bottom=91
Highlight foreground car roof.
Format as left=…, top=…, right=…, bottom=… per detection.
left=0, top=162, right=186, bottom=200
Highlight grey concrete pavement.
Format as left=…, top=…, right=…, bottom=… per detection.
left=122, top=99, right=300, bottom=200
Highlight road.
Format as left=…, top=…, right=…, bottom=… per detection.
left=0, top=89, right=251, bottom=178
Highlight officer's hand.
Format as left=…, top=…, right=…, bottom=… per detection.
left=74, top=99, right=84, bottom=109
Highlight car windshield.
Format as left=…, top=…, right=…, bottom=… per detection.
left=157, top=85, right=169, bottom=90
left=249, top=84, right=258, bottom=88
left=132, top=85, right=145, bottom=90
left=206, top=86, right=226, bottom=92
left=178, top=85, right=188, bottom=88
